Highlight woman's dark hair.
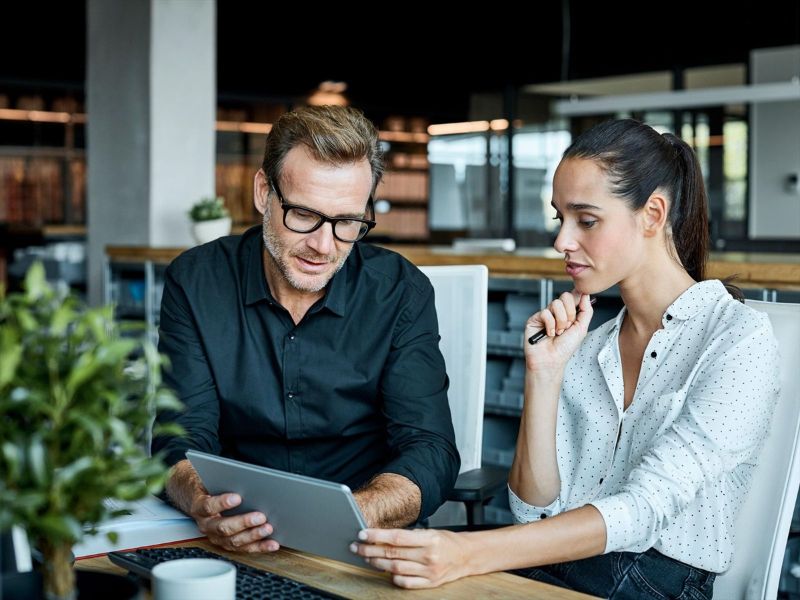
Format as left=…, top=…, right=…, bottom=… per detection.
left=564, top=119, right=708, bottom=282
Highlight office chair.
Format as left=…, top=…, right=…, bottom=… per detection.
left=418, top=265, right=507, bottom=527
left=713, top=300, right=800, bottom=599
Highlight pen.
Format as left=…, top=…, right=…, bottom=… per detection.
left=527, top=297, right=597, bottom=345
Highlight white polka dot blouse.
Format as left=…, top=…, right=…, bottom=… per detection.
left=509, top=279, right=780, bottom=573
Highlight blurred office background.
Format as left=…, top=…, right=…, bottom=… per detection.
left=0, top=1, right=798, bottom=299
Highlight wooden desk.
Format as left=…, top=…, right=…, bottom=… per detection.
left=77, top=539, right=598, bottom=599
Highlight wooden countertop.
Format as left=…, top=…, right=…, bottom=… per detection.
left=77, top=539, right=598, bottom=599
left=106, top=243, right=800, bottom=290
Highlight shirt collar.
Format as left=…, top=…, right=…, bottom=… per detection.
left=604, top=279, right=728, bottom=338
left=241, top=225, right=350, bottom=317
left=320, top=255, right=349, bottom=317
left=663, top=279, right=727, bottom=322
left=243, top=226, right=271, bottom=306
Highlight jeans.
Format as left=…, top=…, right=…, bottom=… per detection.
left=512, top=548, right=716, bottom=600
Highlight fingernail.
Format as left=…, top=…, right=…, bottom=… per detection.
left=358, top=530, right=367, bottom=541
left=228, top=494, right=240, bottom=507
left=556, top=329, right=564, bottom=335
left=249, top=514, right=265, bottom=526
left=349, top=543, right=358, bottom=553
left=259, top=526, right=270, bottom=536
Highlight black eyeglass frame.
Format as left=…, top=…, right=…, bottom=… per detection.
left=269, top=178, right=377, bottom=243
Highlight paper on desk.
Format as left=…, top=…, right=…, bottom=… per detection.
left=72, top=495, right=202, bottom=559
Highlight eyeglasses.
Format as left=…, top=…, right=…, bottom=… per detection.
left=270, top=178, right=376, bottom=243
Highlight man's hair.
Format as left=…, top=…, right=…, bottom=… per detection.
left=261, top=105, right=385, bottom=193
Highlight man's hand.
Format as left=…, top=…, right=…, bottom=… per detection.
left=189, top=492, right=278, bottom=553
left=166, top=459, right=278, bottom=553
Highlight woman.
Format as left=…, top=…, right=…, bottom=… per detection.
left=352, top=119, right=780, bottom=599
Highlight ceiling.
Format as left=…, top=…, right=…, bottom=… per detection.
left=3, top=2, right=799, bottom=124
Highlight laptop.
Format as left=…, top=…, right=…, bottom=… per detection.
left=185, top=450, right=370, bottom=568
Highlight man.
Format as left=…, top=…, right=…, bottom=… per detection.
left=152, top=105, right=459, bottom=554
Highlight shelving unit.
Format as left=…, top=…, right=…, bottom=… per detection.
left=372, top=133, right=430, bottom=242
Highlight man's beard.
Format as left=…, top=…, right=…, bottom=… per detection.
left=262, top=210, right=352, bottom=293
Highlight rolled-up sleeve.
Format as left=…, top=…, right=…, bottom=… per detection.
left=151, top=264, right=222, bottom=467
left=509, top=485, right=561, bottom=523
left=377, top=282, right=460, bottom=520
left=591, top=317, right=780, bottom=553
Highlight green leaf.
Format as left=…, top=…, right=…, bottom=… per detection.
left=16, top=308, right=38, bottom=332
left=1, top=442, right=23, bottom=481
left=39, top=514, right=83, bottom=543
left=152, top=423, right=185, bottom=438
left=0, top=329, right=22, bottom=388
left=64, top=352, right=103, bottom=395
left=26, top=437, right=48, bottom=487
left=50, top=305, right=74, bottom=336
left=54, top=456, right=95, bottom=486
left=70, top=413, right=104, bottom=448
left=23, top=262, right=48, bottom=300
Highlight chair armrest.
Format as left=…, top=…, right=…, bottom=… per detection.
left=447, top=466, right=508, bottom=503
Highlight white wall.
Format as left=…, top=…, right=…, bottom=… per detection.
left=749, top=46, right=800, bottom=239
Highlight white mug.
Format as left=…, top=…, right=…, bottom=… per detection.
left=152, top=558, right=236, bottom=600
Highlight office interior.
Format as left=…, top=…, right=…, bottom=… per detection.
left=1, top=1, right=799, bottom=597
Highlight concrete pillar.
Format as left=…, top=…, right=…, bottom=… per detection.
left=86, top=0, right=215, bottom=304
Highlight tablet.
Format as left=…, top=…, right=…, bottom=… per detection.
left=185, top=450, right=370, bottom=568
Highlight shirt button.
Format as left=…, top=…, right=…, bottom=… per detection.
left=288, top=393, right=294, bottom=399
left=599, top=477, right=604, bottom=484
left=540, top=513, right=547, bottom=519
left=650, top=351, right=657, bottom=358
left=666, top=314, right=673, bottom=321
left=289, top=334, right=295, bottom=340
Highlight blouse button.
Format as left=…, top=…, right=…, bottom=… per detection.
left=599, top=477, right=604, bottom=484
left=666, top=314, right=673, bottom=321
left=650, top=351, right=657, bottom=358
left=540, top=513, right=547, bottom=519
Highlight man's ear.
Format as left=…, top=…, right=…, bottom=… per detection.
left=641, top=192, right=668, bottom=237
left=254, top=169, right=269, bottom=215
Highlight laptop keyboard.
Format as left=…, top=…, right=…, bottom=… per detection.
left=135, top=546, right=346, bottom=599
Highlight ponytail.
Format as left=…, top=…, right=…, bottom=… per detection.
left=661, top=133, right=707, bottom=283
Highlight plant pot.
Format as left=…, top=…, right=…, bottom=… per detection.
left=191, top=217, right=232, bottom=245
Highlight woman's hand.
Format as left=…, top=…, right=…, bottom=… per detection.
left=524, top=292, right=593, bottom=372
left=351, top=528, right=471, bottom=588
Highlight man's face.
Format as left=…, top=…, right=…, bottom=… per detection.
left=255, top=147, right=373, bottom=294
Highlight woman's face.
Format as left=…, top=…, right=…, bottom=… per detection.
left=551, top=158, right=645, bottom=295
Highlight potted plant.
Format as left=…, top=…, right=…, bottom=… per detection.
left=189, top=196, right=232, bottom=245
left=0, top=263, right=182, bottom=600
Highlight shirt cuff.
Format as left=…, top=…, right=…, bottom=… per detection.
left=508, top=485, right=561, bottom=523
left=589, top=495, right=636, bottom=553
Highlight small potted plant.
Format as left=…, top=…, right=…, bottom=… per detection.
left=0, top=263, right=183, bottom=600
left=189, top=196, right=232, bottom=245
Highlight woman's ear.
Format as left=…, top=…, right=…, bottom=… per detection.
left=641, top=192, right=669, bottom=237
left=254, top=169, right=270, bottom=216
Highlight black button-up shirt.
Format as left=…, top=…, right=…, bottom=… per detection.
left=152, top=226, right=459, bottom=520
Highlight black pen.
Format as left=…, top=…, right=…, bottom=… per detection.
left=527, top=297, right=597, bottom=345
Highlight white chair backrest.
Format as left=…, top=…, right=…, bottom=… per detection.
left=714, top=300, right=800, bottom=600
left=418, top=265, right=488, bottom=473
